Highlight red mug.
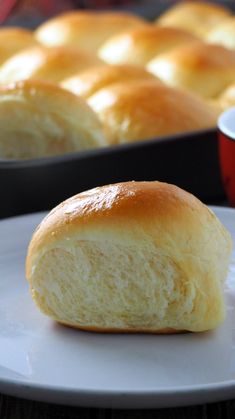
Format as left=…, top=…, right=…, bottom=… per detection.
left=218, top=107, right=235, bottom=206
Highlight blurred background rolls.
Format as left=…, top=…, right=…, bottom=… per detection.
left=0, top=27, right=38, bottom=66
left=206, top=16, right=235, bottom=49
left=0, top=79, right=107, bottom=159
left=61, top=64, right=157, bottom=99
left=155, top=1, right=231, bottom=37
left=98, top=26, right=199, bottom=66
left=217, top=82, right=235, bottom=110
left=0, top=45, right=103, bottom=84
left=35, top=10, right=148, bottom=53
left=88, top=80, right=218, bottom=145
left=147, top=41, right=235, bottom=99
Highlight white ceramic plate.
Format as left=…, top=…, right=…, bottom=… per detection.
left=1, top=207, right=235, bottom=409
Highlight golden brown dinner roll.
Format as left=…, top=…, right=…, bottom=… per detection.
left=35, top=10, right=147, bottom=53
left=206, top=16, right=235, bottom=49
left=61, top=64, right=157, bottom=99
left=98, top=25, right=199, bottom=66
left=87, top=80, right=218, bottom=145
left=0, top=45, right=103, bottom=85
left=0, top=79, right=106, bottom=159
left=0, top=27, right=38, bottom=66
left=147, top=41, right=235, bottom=99
left=156, top=1, right=231, bottom=37
left=26, top=181, right=232, bottom=333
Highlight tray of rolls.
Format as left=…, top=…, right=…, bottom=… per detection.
left=1, top=0, right=235, bottom=218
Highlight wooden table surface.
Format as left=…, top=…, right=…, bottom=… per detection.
left=1, top=394, right=235, bottom=419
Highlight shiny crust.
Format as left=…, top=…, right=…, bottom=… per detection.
left=87, top=80, right=218, bottom=144
left=26, top=181, right=226, bottom=273
left=98, top=25, right=199, bottom=66
left=206, top=16, right=235, bottom=49
left=35, top=11, right=147, bottom=52
left=156, top=1, right=231, bottom=36
left=0, top=27, right=38, bottom=66
left=147, top=41, right=235, bottom=99
left=0, top=45, right=103, bottom=84
left=61, top=64, right=157, bottom=98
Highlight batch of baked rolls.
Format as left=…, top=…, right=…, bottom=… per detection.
left=1, top=0, right=235, bottom=159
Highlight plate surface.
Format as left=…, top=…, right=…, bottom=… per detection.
left=0, top=207, right=235, bottom=409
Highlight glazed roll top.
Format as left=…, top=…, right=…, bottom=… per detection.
left=0, top=27, right=38, bottom=66
left=35, top=10, right=147, bottom=52
left=206, top=17, right=235, bottom=49
left=88, top=80, right=218, bottom=144
left=156, top=1, right=231, bottom=37
left=147, top=41, right=235, bottom=99
left=26, top=181, right=232, bottom=333
left=61, top=64, right=158, bottom=99
left=98, top=26, right=199, bottom=66
left=0, top=45, right=103, bottom=84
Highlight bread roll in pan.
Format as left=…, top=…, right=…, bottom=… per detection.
left=0, top=128, right=224, bottom=219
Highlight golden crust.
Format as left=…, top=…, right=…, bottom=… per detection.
left=61, top=64, right=157, bottom=98
left=0, top=27, right=38, bottom=66
left=0, top=45, right=103, bottom=84
left=0, top=78, right=90, bottom=107
left=147, top=41, right=235, bottom=98
left=26, top=180, right=222, bottom=276
left=98, top=25, right=199, bottom=66
left=35, top=10, right=147, bottom=52
left=87, top=80, right=218, bottom=144
left=156, top=1, right=231, bottom=37
left=206, top=16, right=235, bottom=49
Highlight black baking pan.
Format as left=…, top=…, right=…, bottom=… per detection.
left=0, top=128, right=225, bottom=219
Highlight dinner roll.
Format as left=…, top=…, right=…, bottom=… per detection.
left=217, top=82, right=235, bottom=110
left=35, top=10, right=147, bottom=53
left=0, top=45, right=103, bottom=84
left=26, top=181, right=232, bottom=333
left=156, top=1, right=231, bottom=37
left=0, top=80, right=106, bottom=159
left=88, top=80, right=218, bottom=144
left=61, top=64, right=157, bottom=99
left=98, top=25, right=199, bottom=66
left=0, top=27, right=38, bottom=66
left=206, top=17, right=235, bottom=49
left=147, top=41, right=235, bottom=99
